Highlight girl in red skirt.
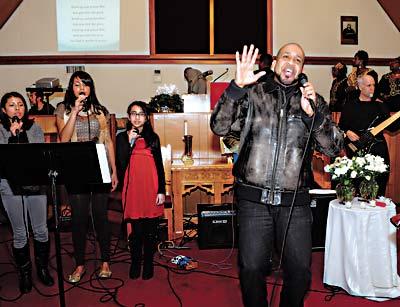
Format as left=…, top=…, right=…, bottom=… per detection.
left=116, top=101, right=165, bottom=280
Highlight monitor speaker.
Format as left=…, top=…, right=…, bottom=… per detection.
left=310, top=193, right=336, bottom=249
left=197, top=203, right=237, bottom=249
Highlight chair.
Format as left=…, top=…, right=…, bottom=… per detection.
left=29, top=115, right=59, bottom=143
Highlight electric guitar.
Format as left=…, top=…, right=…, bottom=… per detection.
left=346, top=110, right=400, bottom=153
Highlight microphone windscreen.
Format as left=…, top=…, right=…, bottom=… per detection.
left=298, top=73, right=308, bottom=87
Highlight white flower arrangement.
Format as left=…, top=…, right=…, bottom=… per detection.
left=324, top=156, right=358, bottom=185
left=155, top=84, right=179, bottom=96
left=324, top=154, right=388, bottom=184
left=354, top=153, right=388, bottom=181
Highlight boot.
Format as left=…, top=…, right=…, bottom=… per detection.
left=33, top=240, right=54, bottom=286
left=129, top=234, right=142, bottom=279
left=142, top=232, right=156, bottom=280
left=12, top=243, right=32, bottom=294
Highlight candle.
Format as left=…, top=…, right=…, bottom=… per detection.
left=184, top=120, right=188, bottom=136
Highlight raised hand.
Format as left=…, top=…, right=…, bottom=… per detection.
left=235, top=44, right=266, bottom=88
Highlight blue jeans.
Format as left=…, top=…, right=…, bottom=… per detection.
left=237, top=193, right=312, bottom=307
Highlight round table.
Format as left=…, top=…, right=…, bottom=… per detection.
left=323, top=198, right=400, bottom=300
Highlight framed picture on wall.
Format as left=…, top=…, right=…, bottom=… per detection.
left=341, top=16, right=358, bottom=45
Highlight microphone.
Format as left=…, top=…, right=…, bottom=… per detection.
left=298, top=73, right=315, bottom=111
left=199, top=70, right=213, bottom=79
left=130, top=128, right=140, bottom=148
left=212, top=68, right=229, bottom=83
left=12, top=116, right=20, bottom=135
left=79, top=92, right=89, bottom=112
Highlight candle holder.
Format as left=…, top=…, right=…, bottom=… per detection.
left=181, top=135, right=194, bottom=166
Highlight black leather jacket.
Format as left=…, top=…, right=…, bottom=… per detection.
left=210, top=79, right=344, bottom=191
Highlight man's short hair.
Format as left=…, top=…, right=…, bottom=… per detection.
left=259, top=53, right=273, bottom=68
left=35, top=91, right=44, bottom=100
left=357, top=74, right=374, bottom=87
left=355, top=50, right=369, bottom=66
left=276, top=43, right=305, bottom=62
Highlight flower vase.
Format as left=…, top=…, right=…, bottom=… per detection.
left=181, top=135, right=194, bottom=166
left=359, top=177, right=379, bottom=201
left=336, top=183, right=354, bottom=205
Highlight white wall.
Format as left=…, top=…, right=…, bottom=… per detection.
left=0, top=0, right=399, bottom=116
left=273, top=0, right=399, bottom=57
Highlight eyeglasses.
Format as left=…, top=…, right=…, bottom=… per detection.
left=130, top=111, right=146, bottom=117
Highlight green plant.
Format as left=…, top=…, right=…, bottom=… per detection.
left=148, top=84, right=184, bottom=113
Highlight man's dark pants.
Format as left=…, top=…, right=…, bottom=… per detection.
left=237, top=192, right=312, bottom=307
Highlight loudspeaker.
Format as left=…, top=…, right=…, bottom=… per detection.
left=310, top=193, right=336, bottom=249
left=197, top=203, right=237, bottom=249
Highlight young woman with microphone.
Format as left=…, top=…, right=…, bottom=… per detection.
left=0, top=92, right=54, bottom=293
left=55, top=71, right=118, bottom=283
left=116, top=101, right=165, bottom=280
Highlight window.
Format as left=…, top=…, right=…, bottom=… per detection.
left=151, top=0, right=271, bottom=56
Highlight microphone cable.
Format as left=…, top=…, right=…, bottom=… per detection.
left=269, top=102, right=317, bottom=307
left=113, top=131, right=136, bottom=255
left=83, top=109, right=127, bottom=306
left=86, top=109, right=91, bottom=142
left=20, top=194, right=30, bottom=263
left=87, top=190, right=127, bottom=307
left=11, top=116, right=21, bottom=143
left=15, top=125, right=30, bottom=268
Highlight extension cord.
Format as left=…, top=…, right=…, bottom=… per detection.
left=159, top=241, right=190, bottom=250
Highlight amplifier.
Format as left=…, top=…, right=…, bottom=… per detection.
left=309, top=191, right=336, bottom=249
left=197, top=203, right=237, bottom=249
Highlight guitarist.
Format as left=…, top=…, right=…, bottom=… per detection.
left=339, top=75, right=400, bottom=196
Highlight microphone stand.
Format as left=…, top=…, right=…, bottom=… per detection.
left=212, top=68, right=229, bottom=83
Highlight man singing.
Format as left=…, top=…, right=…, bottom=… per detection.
left=210, top=43, right=343, bottom=307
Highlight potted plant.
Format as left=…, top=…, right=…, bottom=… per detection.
left=148, top=84, right=183, bottom=113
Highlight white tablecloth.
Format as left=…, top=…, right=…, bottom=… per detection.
left=323, top=198, right=400, bottom=300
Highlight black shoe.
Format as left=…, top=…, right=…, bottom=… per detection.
left=12, top=244, right=32, bottom=293
left=36, top=265, right=54, bottom=286
left=33, top=240, right=54, bottom=286
left=129, top=235, right=142, bottom=280
left=129, top=262, right=141, bottom=279
left=18, top=262, right=33, bottom=293
left=142, top=259, right=154, bottom=280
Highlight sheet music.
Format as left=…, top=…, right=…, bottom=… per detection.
left=96, top=144, right=111, bottom=183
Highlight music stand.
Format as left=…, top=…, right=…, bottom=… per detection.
left=0, top=142, right=110, bottom=307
